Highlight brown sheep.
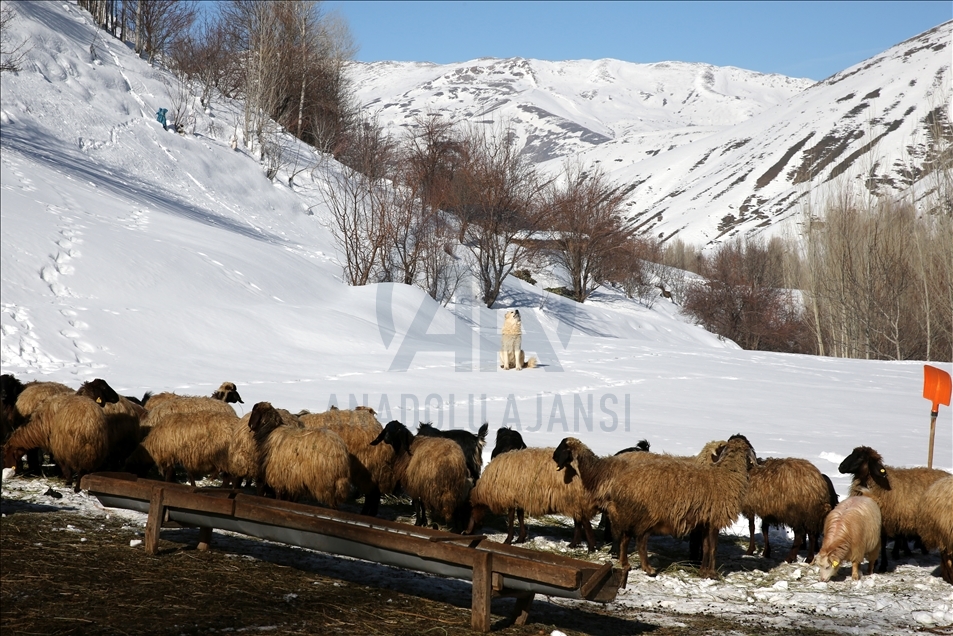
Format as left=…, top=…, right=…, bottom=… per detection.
left=13, top=380, right=74, bottom=420
left=143, top=381, right=243, bottom=413
left=742, top=457, right=837, bottom=563
left=553, top=435, right=756, bottom=580
left=370, top=420, right=471, bottom=530
left=815, top=496, right=882, bottom=581
left=299, top=407, right=396, bottom=516
left=1, top=374, right=26, bottom=442
left=839, top=446, right=951, bottom=572
left=101, top=396, right=144, bottom=471
left=249, top=402, right=350, bottom=507
left=3, top=394, right=109, bottom=490
left=225, top=407, right=301, bottom=489
left=917, top=475, right=953, bottom=585
left=466, top=446, right=598, bottom=550
left=125, top=409, right=237, bottom=486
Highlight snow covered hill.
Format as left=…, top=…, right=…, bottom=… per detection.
left=350, top=23, right=952, bottom=246
left=2, top=4, right=952, bottom=634
left=350, top=57, right=812, bottom=163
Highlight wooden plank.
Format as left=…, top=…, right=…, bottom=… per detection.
left=232, top=498, right=580, bottom=589
left=143, top=487, right=165, bottom=555
left=471, top=551, right=493, bottom=632
left=579, top=561, right=613, bottom=599
left=162, top=488, right=236, bottom=517
left=429, top=535, right=486, bottom=544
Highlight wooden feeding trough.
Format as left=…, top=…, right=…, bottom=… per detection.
left=80, top=473, right=625, bottom=632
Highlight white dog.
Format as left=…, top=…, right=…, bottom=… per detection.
left=499, top=310, right=537, bottom=370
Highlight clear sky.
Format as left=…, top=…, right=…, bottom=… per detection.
left=324, top=1, right=951, bottom=80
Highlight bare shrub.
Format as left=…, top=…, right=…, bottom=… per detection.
left=682, top=238, right=813, bottom=353
left=542, top=161, right=635, bottom=303
left=451, top=122, right=543, bottom=308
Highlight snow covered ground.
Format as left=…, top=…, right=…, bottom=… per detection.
left=2, top=3, right=952, bottom=634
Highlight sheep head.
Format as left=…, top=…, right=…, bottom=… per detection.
left=713, top=435, right=757, bottom=470
left=211, top=382, right=243, bottom=404
left=76, top=379, right=121, bottom=407
left=370, top=420, right=414, bottom=456
left=248, top=401, right=286, bottom=446
left=815, top=553, right=840, bottom=582
left=838, top=446, right=890, bottom=490
left=3, top=443, right=23, bottom=470
left=1, top=374, right=25, bottom=407
left=123, top=444, right=156, bottom=477
left=491, top=427, right=526, bottom=459
left=553, top=437, right=583, bottom=472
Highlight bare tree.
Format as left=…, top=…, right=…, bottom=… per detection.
left=0, top=3, right=29, bottom=73
left=543, top=161, right=634, bottom=303
left=451, top=123, right=543, bottom=308
left=126, top=0, right=197, bottom=63
left=318, top=115, right=396, bottom=286
left=682, top=238, right=811, bottom=353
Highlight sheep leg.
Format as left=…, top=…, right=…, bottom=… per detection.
left=878, top=532, right=890, bottom=572
left=635, top=533, right=657, bottom=576
left=360, top=486, right=381, bottom=517
left=865, top=548, right=879, bottom=575
left=616, top=532, right=633, bottom=588
left=805, top=531, right=817, bottom=563
left=413, top=498, right=427, bottom=527
left=892, top=536, right=909, bottom=559
left=570, top=521, right=582, bottom=549
left=580, top=518, right=597, bottom=553
left=745, top=516, right=757, bottom=555
left=940, top=550, right=953, bottom=585
left=700, top=525, right=719, bottom=579
left=688, top=525, right=705, bottom=563
left=503, top=509, right=516, bottom=544
left=515, top=509, right=527, bottom=543
left=785, top=529, right=806, bottom=563
left=600, top=513, right=613, bottom=542
left=761, top=520, right=772, bottom=559
left=618, top=532, right=632, bottom=570
left=62, top=466, right=74, bottom=488
left=851, top=562, right=862, bottom=580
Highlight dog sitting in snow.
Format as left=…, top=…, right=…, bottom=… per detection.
left=499, top=310, right=537, bottom=370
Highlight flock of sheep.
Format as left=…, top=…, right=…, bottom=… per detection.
left=1, top=374, right=951, bottom=587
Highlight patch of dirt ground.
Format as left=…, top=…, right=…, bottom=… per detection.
left=1, top=486, right=842, bottom=635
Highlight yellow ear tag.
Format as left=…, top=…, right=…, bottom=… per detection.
left=96, top=397, right=102, bottom=404
left=831, top=560, right=839, bottom=568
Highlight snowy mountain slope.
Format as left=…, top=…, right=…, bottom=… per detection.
left=349, top=23, right=952, bottom=246
left=2, top=4, right=953, bottom=634
left=350, top=57, right=814, bottom=163
left=595, top=21, right=953, bottom=245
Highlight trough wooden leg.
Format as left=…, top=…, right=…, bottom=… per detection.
left=472, top=551, right=493, bottom=632
left=144, top=488, right=165, bottom=555
left=197, top=526, right=213, bottom=551
left=511, top=591, right=534, bottom=626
